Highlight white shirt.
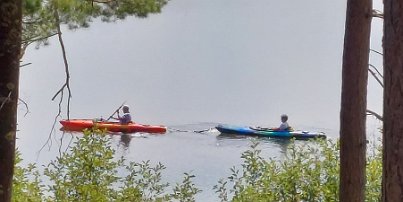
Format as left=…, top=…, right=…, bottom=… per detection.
left=278, top=122, right=289, bottom=131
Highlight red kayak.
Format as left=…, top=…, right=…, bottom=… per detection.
left=60, top=119, right=166, bottom=134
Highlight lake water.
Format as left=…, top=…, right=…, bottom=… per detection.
left=17, top=0, right=383, bottom=201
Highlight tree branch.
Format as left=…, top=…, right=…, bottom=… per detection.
left=39, top=88, right=64, bottom=154
left=22, top=32, right=58, bottom=44
left=39, top=7, right=73, bottom=156
left=370, top=49, right=383, bottom=56
left=20, top=33, right=58, bottom=59
left=368, top=66, right=384, bottom=87
left=19, top=63, right=32, bottom=67
left=18, top=98, right=30, bottom=117
left=366, top=109, right=383, bottom=121
left=369, top=64, right=383, bottom=78
left=0, top=91, right=12, bottom=113
left=51, top=9, right=72, bottom=120
left=372, top=9, right=384, bottom=19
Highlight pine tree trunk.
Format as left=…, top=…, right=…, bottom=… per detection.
left=0, top=0, right=22, bottom=201
left=339, top=0, right=372, bottom=201
left=382, top=0, right=403, bottom=201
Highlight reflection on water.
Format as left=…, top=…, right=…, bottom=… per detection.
left=119, top=134, right=132, bottom=148
left=216, top=133, right=291, bottom=155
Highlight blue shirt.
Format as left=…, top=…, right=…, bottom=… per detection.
left=119, top=113, right=132, bottom=124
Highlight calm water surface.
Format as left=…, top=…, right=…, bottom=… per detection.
left=57, top=124, right=306, bottom=201
left=17, top=0, right=383, bottom=201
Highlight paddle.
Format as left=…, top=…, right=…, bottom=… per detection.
left=106, top=101, right=126, bottom=121
left=250, top=126, right=274, bottom=131
left=168, top=127, right=213, bottom=133
left=250, top=126, right=294, bottom=132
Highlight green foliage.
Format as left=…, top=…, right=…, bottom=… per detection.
left=44, top=129, right=123, bottom=201
left=22, top=0, right=56, bottom=48
left=215, top=139, right=382, bottom=202
left=366, top=145, right=382, bottom=202
left=13, top=131, right=382, bottom=202
left=118, top=161, right=169, bottom=201
left=171, top=173, right=202, bottom=202
left=23, top=0, right=42, bottom=14
left=22, top=0, right=168, bottom=49
left=13, top=129, right=201, bottom=201
left=12, top=151, right=44, bottom=202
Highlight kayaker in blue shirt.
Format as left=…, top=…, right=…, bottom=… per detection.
left=271, top=114, right=291, bottom=131
left=112, top=105, right=132, bottom=124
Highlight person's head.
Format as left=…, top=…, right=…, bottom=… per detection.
left=281, top=114, right=288, bottom=122
left=122, top=105, right=130, bottom=113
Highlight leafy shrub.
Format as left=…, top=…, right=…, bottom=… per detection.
left=12, top=130, right=382, bottom=202
left=365, top=145, right=382, bottom=202
left=12, top=151, right=43, bottom=202
left=117, top=161, right=169, bottom=201
left=44, top=129, right=124, bottom=201
left=171, top=173, right=201, bottom=202
left=214, top=139, right=382, bottom=202
left=13, top=129, right=200, bottom=202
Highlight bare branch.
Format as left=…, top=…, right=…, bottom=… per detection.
left=372, top=9, right=384, bottom=19
left=368, top=67, right=384, bottom=87
left=369, top=64, right=383, bottom=78
left=18, top=98, right=30, bottom=117
left=366, top=109, right=383, bottom=121
left=38, top=89, right=64, bottom=154
left=22, top=32, right=57, bottom=44
left=370, top=49, right=383, bottom=56
left=0, top=91, right=12, bottom=113
left=19, top=63, right=32, bottom=67
left=39, top=9, right=74, bottom=156
left=22, top=16, right=48, bottom=24
left=20, top=33, right=58, bottom=59
left=58, top=131, right=74, bottom=157
left=51, top=9, right=72, bottom=120
left=51, top=83, right=67, bottom=101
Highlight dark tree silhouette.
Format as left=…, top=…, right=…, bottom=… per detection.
left=0, top=0, right=22, bottom=201
left=382, top=0, right=403, bottom=201
left=339, top=0, right=372, bottom=201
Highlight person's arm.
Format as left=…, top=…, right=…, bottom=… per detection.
left=110, top=112, right=121, bottom=121
left=269, top=127, right=280, bottom=131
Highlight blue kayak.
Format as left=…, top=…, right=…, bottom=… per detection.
left=216, top=124, right=326, bottom=139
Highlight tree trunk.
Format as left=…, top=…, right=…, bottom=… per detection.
left=339, top=0, right=372, bottom=201
left=382, top=0, right=403, bottom=201
left=0, top=0, right=22, bottom=201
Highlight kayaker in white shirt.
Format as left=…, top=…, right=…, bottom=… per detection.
left=271, top=114, right=291, bottom=131
left=112, top=105, right=132, bottom=124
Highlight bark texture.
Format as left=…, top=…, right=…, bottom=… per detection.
left=382, top=0, right=403, bottom=201
left=339, top=0, right=372, bottom=201
left=0, top=0, right=22, bottom=201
